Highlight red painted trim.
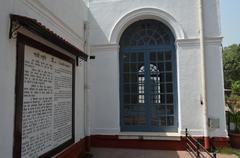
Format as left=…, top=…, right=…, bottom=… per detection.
left=90, top=135, right=229, bottom=151
left=204, top=137, right=210, bottom=149
left=56, top=136, right=90, bottom=158
left=211, top=137, right=230, bottom=148
left=91, top=135, right=186, bottom=150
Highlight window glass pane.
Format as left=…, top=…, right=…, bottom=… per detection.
left=157, top=53, right=164, bottom=61
left=166, top=94, right=173, bottom=103
left=124, top=95, right=131, bottom=104
left=150, top=94, right=161, bottom=103
left=135, top=116, right=147, bottom=125
left=160, top=73, right=165, bottom=82
left=165, top=52, right=171, bottom=60
left=123, top=74, right=130, bottom=83
left=165, top=62, right=172, bottom=71
left=138, top=94, right=145, bottom=103
left=151, top=84, right=160, bottom=93
left=152, top=116, right=159, bottom=127
left=138, top=53, right=144, bottom=62
left=130, top=53, right=137, bottom=62
left=124, top=63, right=130, bottom=72
left=149, top=40, right=155, bottom=46
left=130, top=74, right=138, bottom=83
left=157, top=63, right=164, bottom=72
left=124, top=105, right=145, bottom=113
left=161, top=94, right=165, bottom=103
left=157, top=39, right=164, bottom=45
left=123, top=54, right=130, bottom=62
left=157, top=105, right=166, bottom=115
left=137, top=40, right=144, bottom=46
left=131, top=95, right=139, bottom=104
left=166, top=83, right=173, bottom=93
left=160, top=117, right=166, bottom=126
left=166, top=73, right=172, bottom=82
left=160, top=83, right=165, bottom=93
left=130, top=63, right=138, bottom=72
left=150, top=52, right=156, bottom=61
left=124, top=115, right=146, bottom=126
left=124, top=84, right=130, bottom=93
left=131, top=84, right=138, bottom=93
left=167, top=116, right=174, bottom=126
left=167, top=105, right=174, bottom=115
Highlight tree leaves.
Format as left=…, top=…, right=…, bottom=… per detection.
left=223, top=44, right=240, bottom=88
left=226, top=95, right=240, bottom=133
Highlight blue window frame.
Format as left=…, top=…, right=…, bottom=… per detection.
left=120, top=20, right=178, bottom=132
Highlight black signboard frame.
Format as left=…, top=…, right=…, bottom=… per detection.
left=13, top=33, right=75, bottom=158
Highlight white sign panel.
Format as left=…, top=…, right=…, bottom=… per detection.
left=21, top=46, right=73, bottom=158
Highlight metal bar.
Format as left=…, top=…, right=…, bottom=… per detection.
left=186, top=143, right=194, bottom=153
left=186, top=143, right=198, bottom=157
left=185, top=129, right=216, bottom=158
left=197, top=142, right=200, bottom=158
left=186, top=137, right=198, bottom=150
left=189, top=136, right=211, bottom=156
left=199, top=151, right=208, bottom=158
left=186, top=143, right=195, bottom=151
left=186, top=144, right=195, bottom=155
left=198, top=145, right=214, bottom=157
left=194, top=140, right=214, bottom=158
left=187, top=148, right=198, bottom=158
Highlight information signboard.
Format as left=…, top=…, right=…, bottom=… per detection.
left=14, top=34, right=75, bottom=158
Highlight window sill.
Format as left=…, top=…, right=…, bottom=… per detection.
left=118, top=132, right=181, bottom=141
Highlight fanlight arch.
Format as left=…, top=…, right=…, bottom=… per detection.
left=110, top=7, right=185, bottom=44
left=120, top=20, right=175, bottom=47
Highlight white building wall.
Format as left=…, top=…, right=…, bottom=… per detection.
left=176, top=41, right=203, bottom=136
left=205, top=43, right=227, bottom=137
left=0, top=1, right=16, bottom=157
left=89, top=45, right=120, bottom=134
left=203, top=0, right=221, bottom=37
left=88, top=0, right=227, bottom=137
left=0, top=0, right=88, bottom=157
left=203, top=0, right=227, bottom=137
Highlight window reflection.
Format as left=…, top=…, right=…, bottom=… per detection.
left=138, top=64, right=161, bottom=103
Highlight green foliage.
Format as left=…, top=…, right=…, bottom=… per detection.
left=226, top=95, right=240, bottom=133
left=223, top=44, right=240, bottom=88
left=232, top=81, right=240, bottom=94
left=217, top=147, right=240, bottom=157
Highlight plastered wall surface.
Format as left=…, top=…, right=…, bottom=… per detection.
left=0, top=0, right=88, bottom=157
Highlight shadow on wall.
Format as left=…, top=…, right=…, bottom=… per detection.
left=88, top=10, right=110, bottom=45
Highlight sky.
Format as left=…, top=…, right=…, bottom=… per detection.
left=220, top=0, right=240, bottom=46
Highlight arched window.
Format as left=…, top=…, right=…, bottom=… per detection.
left=120, top=20, right=177, bottom=132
